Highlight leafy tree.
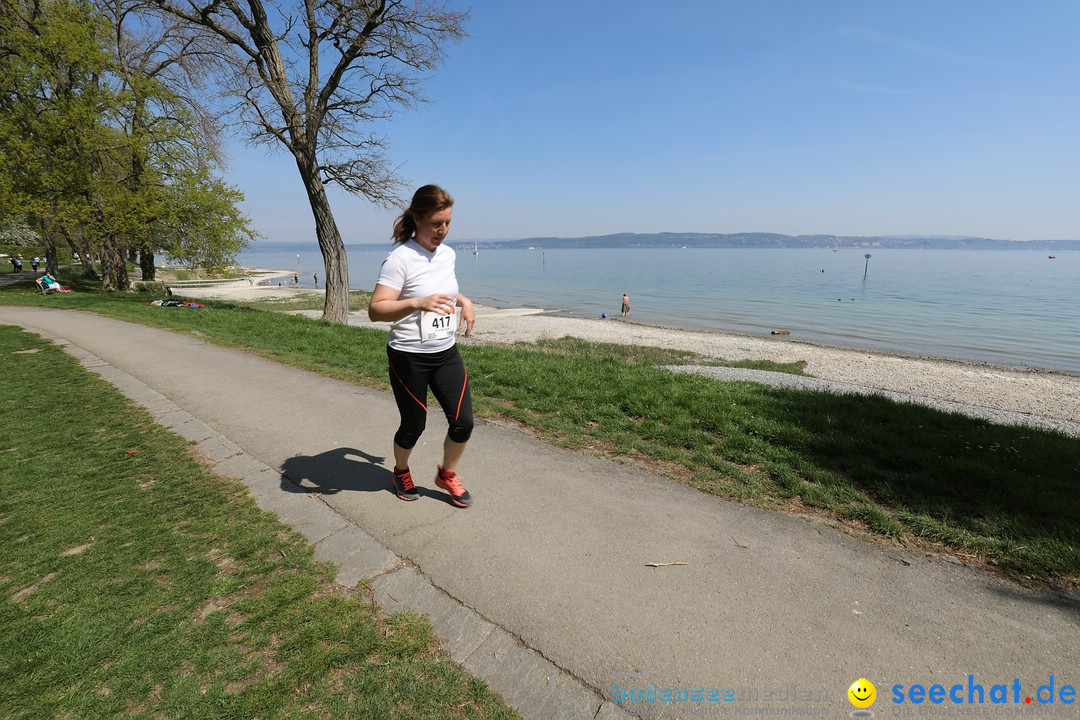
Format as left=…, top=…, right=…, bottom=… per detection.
left=0, top=0, right=116, bottom=276
left=0, top=0, right=256, bottom=285
left=155, top=168, right=257, bottom=270
left=98, top=0, right=227, bottom=280
left=150, top=0, right=468, bottom=323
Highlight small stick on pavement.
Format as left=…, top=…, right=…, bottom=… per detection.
left=645, top=561, right=688, bottom=567
left=731, top=536, right=748, bottom=549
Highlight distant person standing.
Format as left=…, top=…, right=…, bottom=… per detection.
left=313, top=273, right=318, bottom=289
left=621, top=293, right=630, bottom=320
left=32, top=257, right=40, bottom=272
left=368, top=184, right=476, bottom=508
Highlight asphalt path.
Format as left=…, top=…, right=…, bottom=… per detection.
left=2, top=304, right=1077, bottom=720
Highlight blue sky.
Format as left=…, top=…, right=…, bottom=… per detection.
left=225, top=1, right=1080, bottom=245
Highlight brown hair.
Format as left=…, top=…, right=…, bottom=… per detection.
left=392, top=184, right=454, bottom=244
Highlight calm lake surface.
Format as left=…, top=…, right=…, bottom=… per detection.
left=239, top=245, right=1079, bottom=374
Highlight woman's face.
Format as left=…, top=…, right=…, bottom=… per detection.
left=414, top=207, right=453, bottom=252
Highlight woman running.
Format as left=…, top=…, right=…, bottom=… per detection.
left=368, top=185, right=477, bottom=507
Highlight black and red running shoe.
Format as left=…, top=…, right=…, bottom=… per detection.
left=435, top=466, right=472, bottom=508
left=392, top=466, right=420, bottom=501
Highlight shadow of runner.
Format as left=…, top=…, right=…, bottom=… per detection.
left=280, top=447, right=391, bottom=495
left=278, top=447, right=464, bottom=507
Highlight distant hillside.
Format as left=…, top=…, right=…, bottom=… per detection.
left=470, top=232, right=1079, bottom=251
left=252, top=234, right=1079, bottom=253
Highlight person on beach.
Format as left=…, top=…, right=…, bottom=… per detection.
left=313, top=273, right=318, bottom=289
left=621, top=293, right=630, bottom=319
left=368, top=184, right=477, bottom=508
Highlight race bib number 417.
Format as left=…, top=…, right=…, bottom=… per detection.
left=420, top=307, right=457, bottom=341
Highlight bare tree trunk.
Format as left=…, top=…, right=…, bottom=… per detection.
left=40, top=223, right=60, bottom=276
left=139, top=245, right=156, bottom=280
left=295, top=153, right=350, bottom=324
left=45, top=245, right=59, bottom=276
left=99, top=239, right=128, bottom=291
left=79, top=253, right=99, bottom=279
left=61, top=229, right=98, bottom=279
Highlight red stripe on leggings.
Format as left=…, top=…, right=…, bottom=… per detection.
left=455, top=371, right=468, bottom=420
left=390, top=363, right=427, bottom=411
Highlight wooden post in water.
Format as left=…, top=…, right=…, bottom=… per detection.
left=863, top=253, right=872, bottom=279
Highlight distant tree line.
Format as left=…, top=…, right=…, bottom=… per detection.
left=0, top=0, right=256, bottom=287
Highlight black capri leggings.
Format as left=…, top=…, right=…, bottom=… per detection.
left=387, top=345, right=474, bottom=450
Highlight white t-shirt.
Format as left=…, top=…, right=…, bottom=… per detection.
left=376, top=239, right=460, bottom=353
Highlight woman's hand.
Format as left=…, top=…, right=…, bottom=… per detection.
left=417, top=293, right=458, bottom=315
left=457, top=294, right=476, bottom=337
left=369, top=286, right=456, bottom=322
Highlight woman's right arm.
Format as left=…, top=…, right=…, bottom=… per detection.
left=368, top=284, right=458, bottom=322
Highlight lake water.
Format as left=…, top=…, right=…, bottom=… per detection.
left=238, top=245, right=1079, bottom=374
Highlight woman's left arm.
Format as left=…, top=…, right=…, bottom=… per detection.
left=456, top=294, right=476, bottom=337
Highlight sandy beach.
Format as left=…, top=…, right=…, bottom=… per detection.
left=170, top=273, right=1080, bottom=436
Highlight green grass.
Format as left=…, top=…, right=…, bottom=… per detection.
left=0, top=324, right=520, bottom=719
left=227, top=289, right=373, bottom=313
left=3, top=273, right=1079, bottom=590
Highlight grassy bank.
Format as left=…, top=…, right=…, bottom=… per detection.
left=227, top=289, right=373, bottom=313
left=2, top=274, right=1078, bottom=590
left=0, top=323, right=519, bottom=719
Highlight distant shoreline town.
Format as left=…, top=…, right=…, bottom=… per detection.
left=255, top=233, right=1080, bottom=253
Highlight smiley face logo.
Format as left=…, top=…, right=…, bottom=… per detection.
left=848, top=678, right=877, bottom=709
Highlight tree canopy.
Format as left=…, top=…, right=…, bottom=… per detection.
left=0, top=0, right=256, bottom=284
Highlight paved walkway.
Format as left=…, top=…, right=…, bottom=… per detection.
left=0, top=269, right=38, bottom=289
left=2, top=305, right=1077, bottom=720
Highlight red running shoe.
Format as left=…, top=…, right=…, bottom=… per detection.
left=392, top=466, right=419, bottom=501
left=435, top=466, right=472, bottom=508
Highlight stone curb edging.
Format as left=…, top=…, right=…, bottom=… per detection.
left=26, top=327, right=635, bottom=720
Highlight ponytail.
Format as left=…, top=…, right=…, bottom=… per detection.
left=392, top=213, right=416, bottom=244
